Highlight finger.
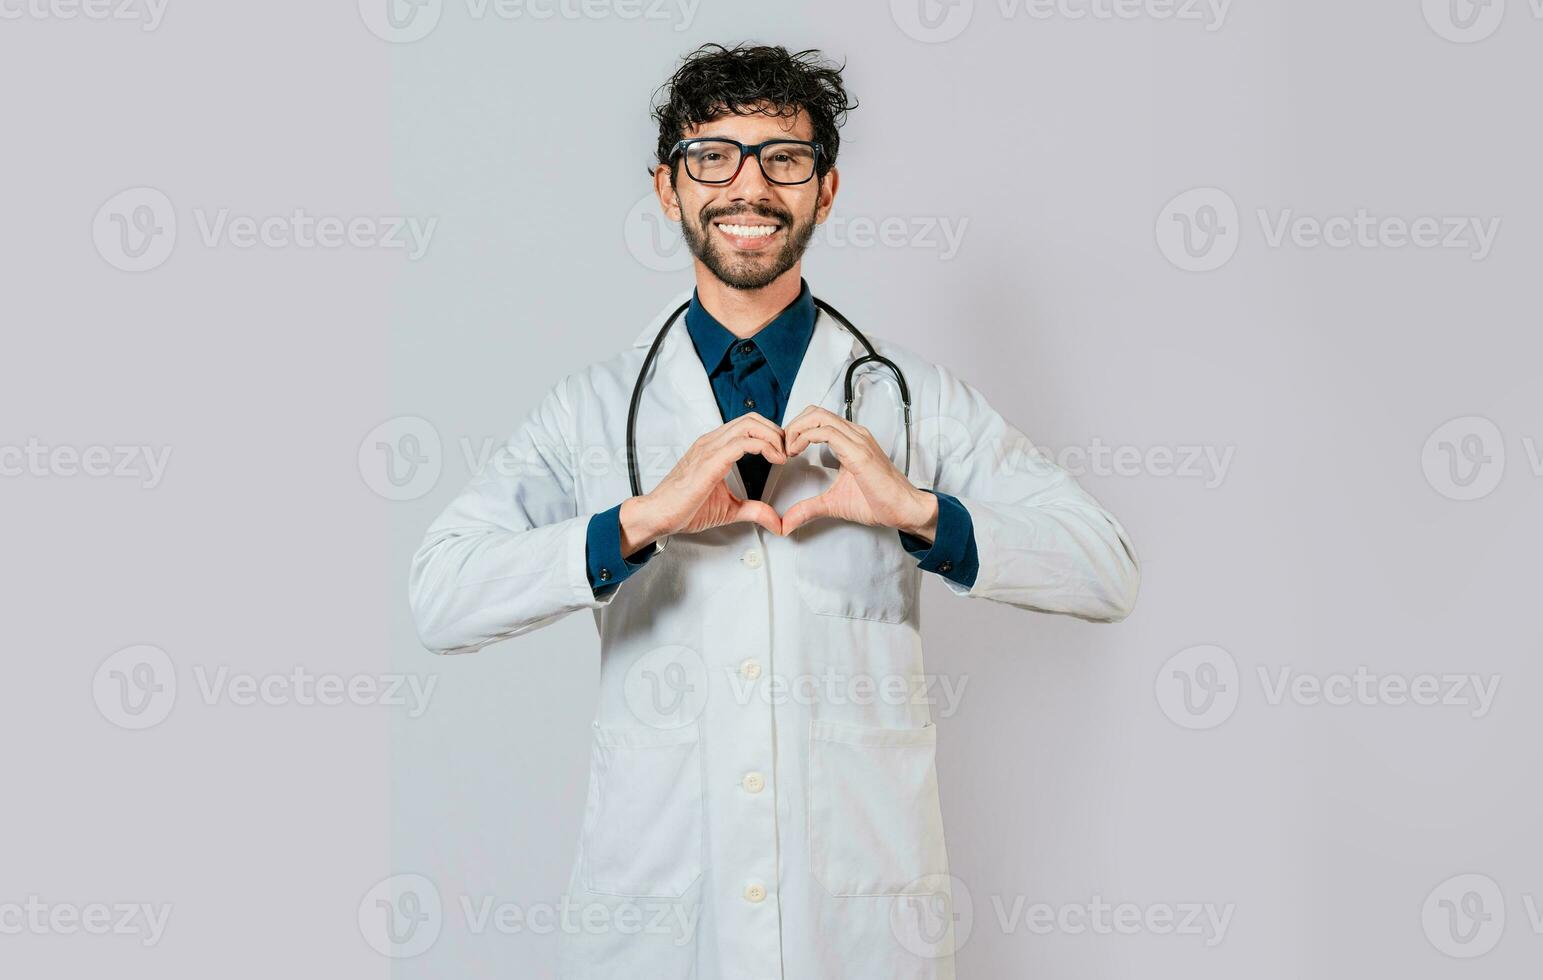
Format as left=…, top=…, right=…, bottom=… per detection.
left=785, top=403, right=822, bottom=428
left=732, top=498, right=783, bottom=537
left=785, top=406, right=857, bottom=455
left=714, top=435, right=789, bottom=472
left=714, top=415, right=785, bottom=453
left=727, top=411, right=782, bottom=437
left=787, top=421, right=866, bottom=462
left=780, top=492, right=835, bottom=535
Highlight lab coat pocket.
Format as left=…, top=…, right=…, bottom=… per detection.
left=581, top=720, right=705, bottom=898
left=807, top=719, right=948, bottom=897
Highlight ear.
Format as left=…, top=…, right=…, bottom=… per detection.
left=653, top=163, right=681, bottom=221
left=814, top=165, right=839, bottom=224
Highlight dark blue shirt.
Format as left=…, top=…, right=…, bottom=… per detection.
left=585, top=278, right=980, bottom=594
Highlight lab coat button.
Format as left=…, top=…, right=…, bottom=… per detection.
left=742, top=771, right=765, bottom=793
left=744, top=883, right=766, bottom=903
left=741, top=549, right=763, bottom=569
left=739, top=659, right=762, bottom=680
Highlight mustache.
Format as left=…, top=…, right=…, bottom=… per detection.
left=702, top=205, right=791, bottom=225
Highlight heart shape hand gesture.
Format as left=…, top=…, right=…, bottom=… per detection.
left=617, top=405, right=939, bottom=554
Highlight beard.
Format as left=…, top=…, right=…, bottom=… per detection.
left=680, top=195, right=818, bottom=291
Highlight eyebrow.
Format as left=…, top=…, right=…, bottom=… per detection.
left=691, top=135, right=806, bottom=143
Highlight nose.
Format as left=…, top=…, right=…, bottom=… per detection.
left=725, top=148, right=774, bottom=203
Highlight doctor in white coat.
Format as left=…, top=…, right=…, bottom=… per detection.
left=410, top=42, right=1140, bottom=980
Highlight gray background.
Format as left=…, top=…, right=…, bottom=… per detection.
left=4, top=0, right=1540, bottom=977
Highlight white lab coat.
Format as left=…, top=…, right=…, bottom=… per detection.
left=409, top=289, right=1141, bottom=980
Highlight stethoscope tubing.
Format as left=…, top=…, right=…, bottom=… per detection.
left=626, top=295, right=912, bottom=498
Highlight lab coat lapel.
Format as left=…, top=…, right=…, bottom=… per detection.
left=631, top=292, right=747, bottom=498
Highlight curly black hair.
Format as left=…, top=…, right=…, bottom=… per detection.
left=648, top=42, right=858, bottom=182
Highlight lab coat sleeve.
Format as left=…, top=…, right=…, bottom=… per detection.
left=409, top=375, right=622, bottom=654
left=928, top=364, right=1141, bottom=623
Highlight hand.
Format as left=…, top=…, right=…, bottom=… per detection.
left=780, top=405, right=938, bottom=539
left=620, top=413, right=787, bottom=550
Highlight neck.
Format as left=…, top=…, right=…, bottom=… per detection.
left=693, top=267, right=802, bottom=340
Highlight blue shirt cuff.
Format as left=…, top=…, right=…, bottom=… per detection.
left=585, top=503, right=656, bottom=596
left=899, top=490, right=980, bottom=589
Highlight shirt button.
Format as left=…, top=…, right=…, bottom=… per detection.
left=742, top=771, right=765, bottom=793
left=743, top=396, right=756, bottom=409
left=598, top=567, right=612, bottom=582
left=741, top=549, right=763, bottom=569
left=739, top=659, right=762, bottom=680
left=938, top=560, right=954, bottom=573
left=738, top=342, right=754, bottom=356
left=744, top=883, right=767, bottom=903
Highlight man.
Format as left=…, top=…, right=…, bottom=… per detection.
left=410, top=42, right=1140, bottom=980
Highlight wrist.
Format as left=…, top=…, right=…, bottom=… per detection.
left=619, top=495, right=665, bottom=554
left=897, top=489, right=939, bottom=542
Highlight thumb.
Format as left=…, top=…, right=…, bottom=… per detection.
left=779, top=493, right=833, bottom=536
left=733, top=498, right=783, bottom=537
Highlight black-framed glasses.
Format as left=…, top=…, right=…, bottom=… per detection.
left=669, top=138, right=824, bottom=186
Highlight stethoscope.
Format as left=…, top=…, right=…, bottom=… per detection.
left=626, top=296, right=912, bottom=497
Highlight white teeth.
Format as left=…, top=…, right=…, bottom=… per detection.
left=717, top=223, right=779, bottom=238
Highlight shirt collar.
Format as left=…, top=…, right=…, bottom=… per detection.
left=685, top=277, right=817, bottom=389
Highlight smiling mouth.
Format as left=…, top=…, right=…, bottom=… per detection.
left=713, top=220, right=784, bottom=246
